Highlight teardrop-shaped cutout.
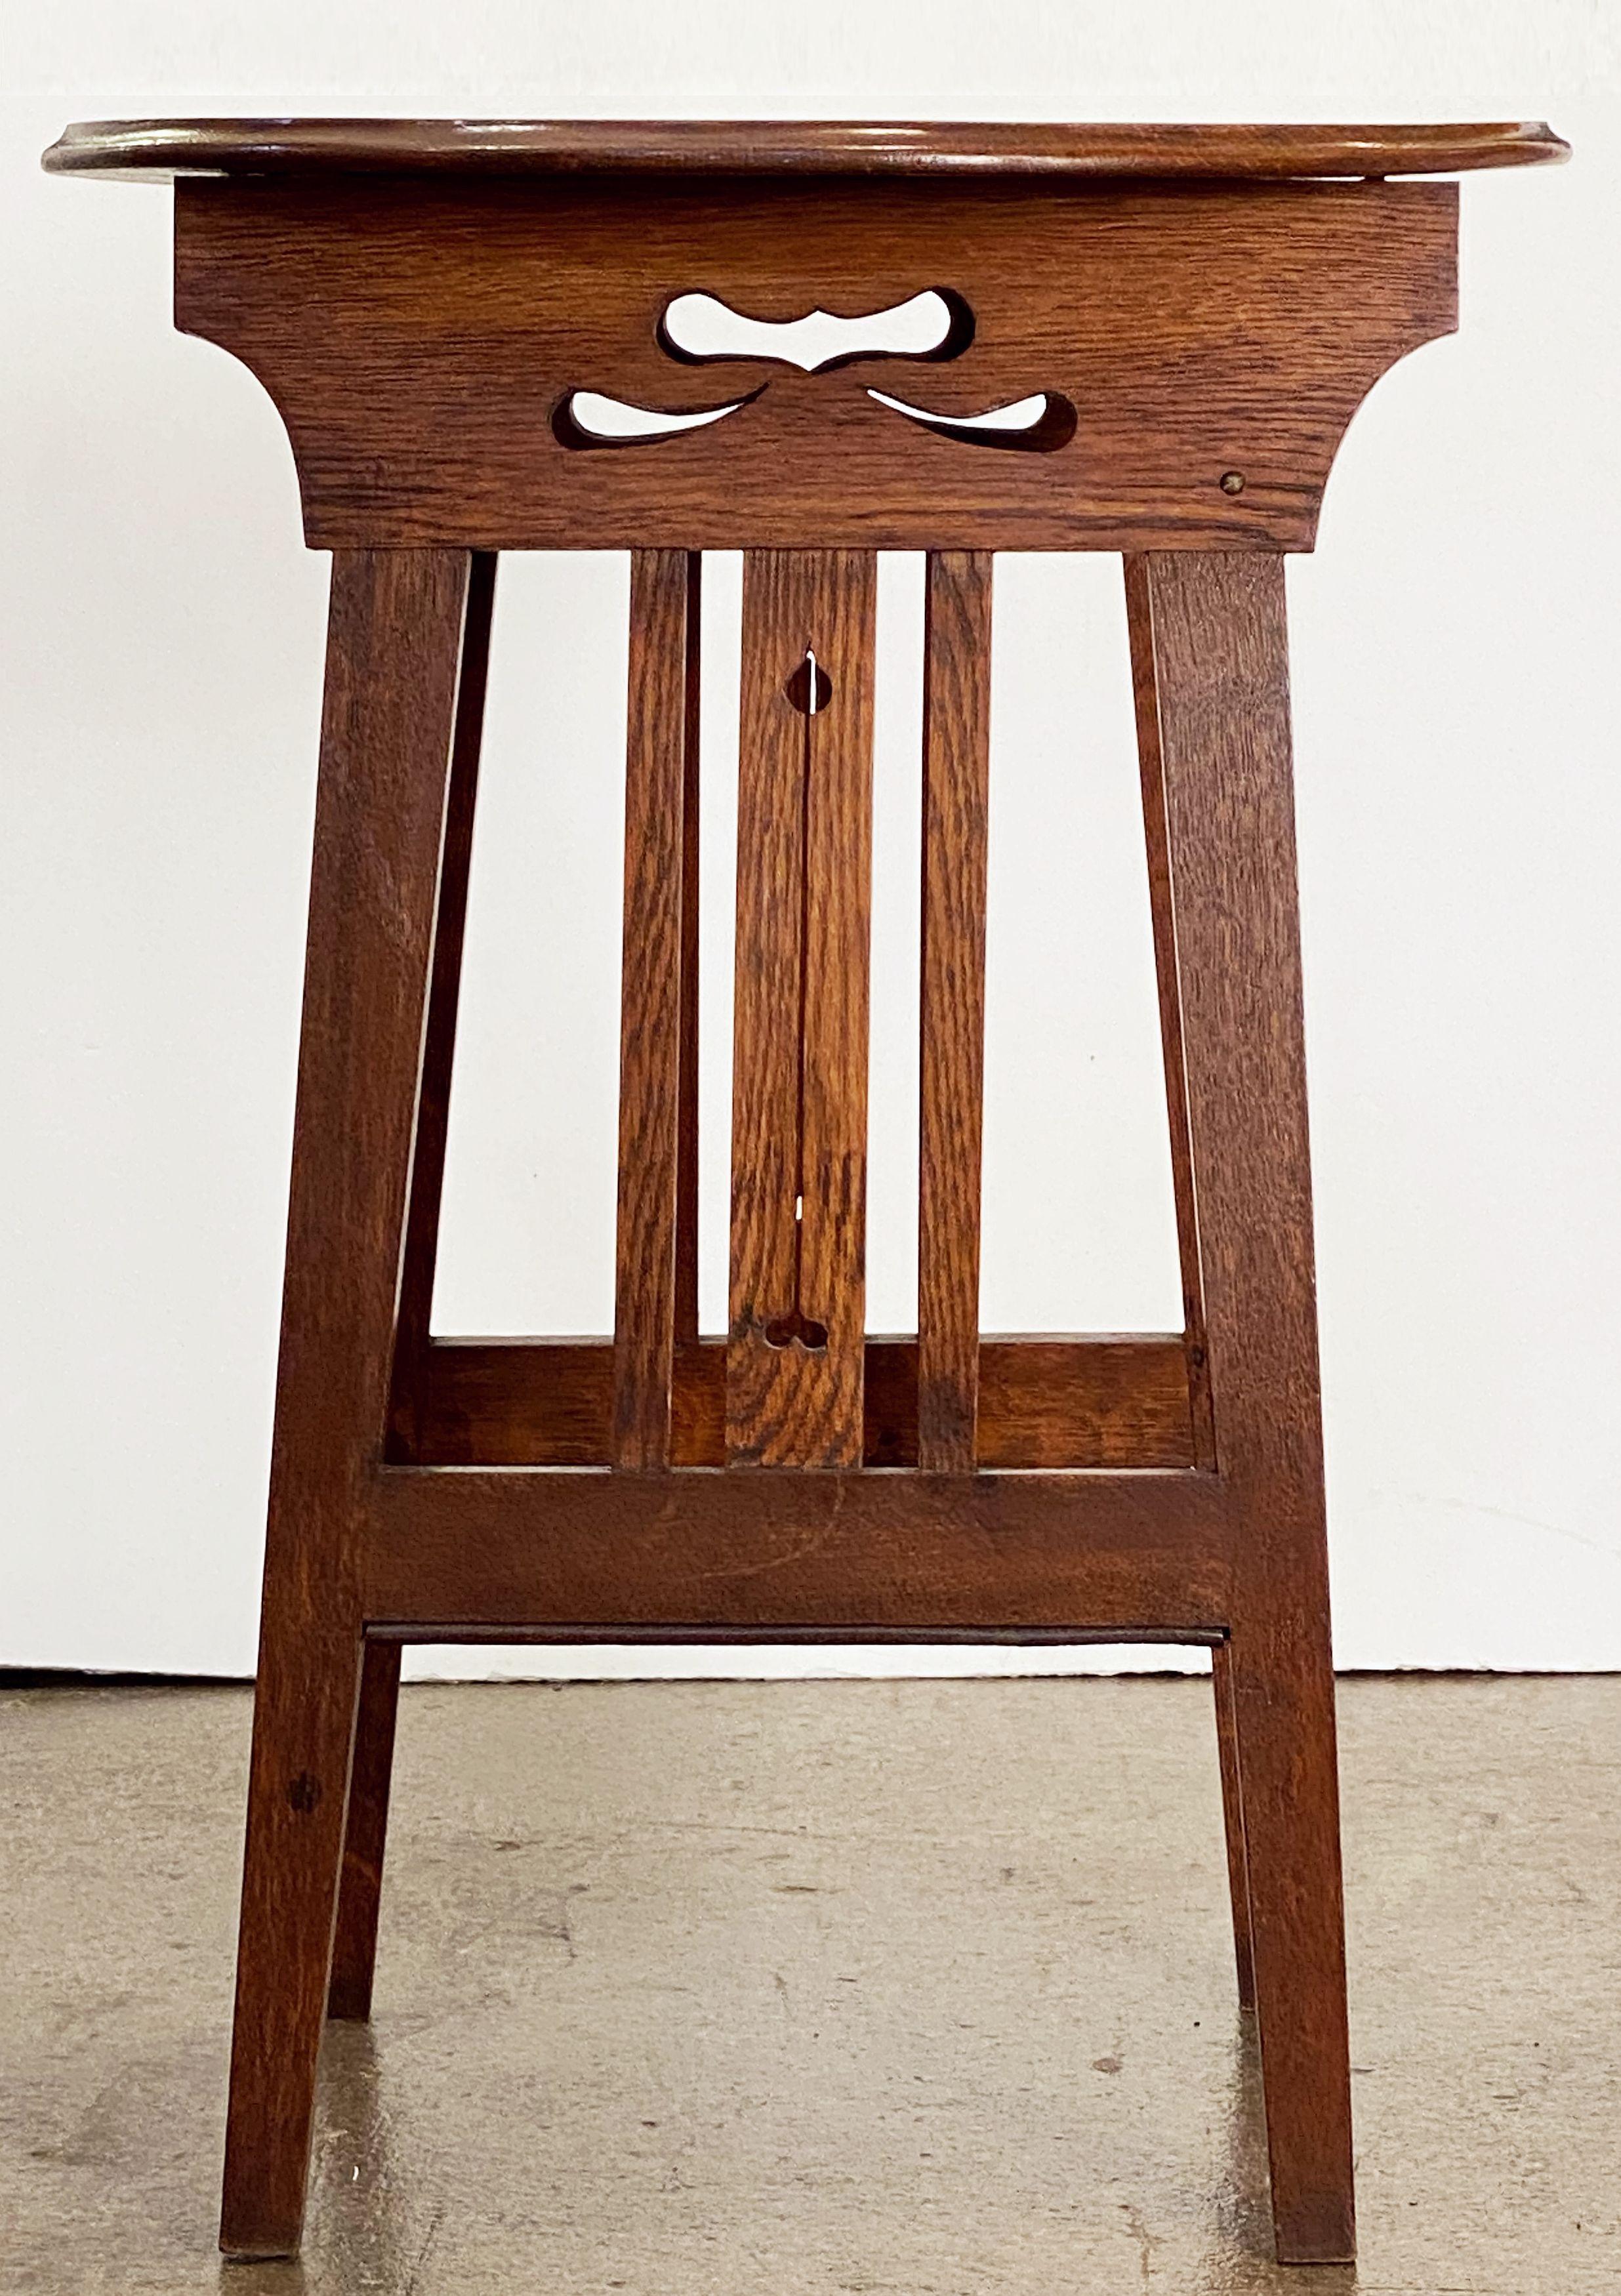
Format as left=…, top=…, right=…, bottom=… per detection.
left=660, top=287, right=974, bottom=373
left=552, top=386, right=760, bottom=450
left=866, top=386, right=1077, bottom=453
left=784, top=653, right=834, bottom=714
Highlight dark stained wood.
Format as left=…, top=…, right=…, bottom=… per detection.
left=728, top=551, right=875, bottom=1466
left=49, top=117, right=1553, bottom=2267
left=612, top=550, right=697, bottom=1467
left=1211, top=1635, right=1256, bottom=2011
left=222, top=548, right=470, bottom=2258
left=171, top=178, right=1460, bottom=553
left=362, top=1461, right=1233, bottom=1635
left=388, top=550, right=497, bottom=1455
left=400, top=1333, right=1195, bottom=1469
left=326, top=1637, right=401, bottom=2020
left=1138, top=549, right=1352, bottom=2263
left=43, top=116, right=1569, bottom=182
left=354, top=554, right=493, bottom=2014
left=968, top=1338, right=1193, bottom=1470
left=1124, top=554, right=1216, bottom=1468
left=917, top=551, right=994, bottom=1470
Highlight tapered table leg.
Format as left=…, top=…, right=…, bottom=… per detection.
left=1211, top=1637, right=1257, bottom=2011
left=220, top=549, right=472, bottom=2257
left=327, top=1638, right=403, bottom=2020
left=325, top=552, right=498, bottom=2015
left=1134, top=548, right=1355, bottom=2265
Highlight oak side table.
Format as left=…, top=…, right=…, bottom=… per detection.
left=45, top=115, right=1566, bottom=2266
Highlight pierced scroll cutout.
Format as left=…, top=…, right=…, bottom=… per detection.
left=866, top=386, right=1077, bottom=453
left=659, top=287, right=974, bottom=372
left=556, top=289, right=1071, bottom=455
left=552, top=385, right=762, bottom=449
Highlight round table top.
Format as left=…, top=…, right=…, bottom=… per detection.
left=41, top=117, right=1569, bottom=184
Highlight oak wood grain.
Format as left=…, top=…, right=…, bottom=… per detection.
left=51, top=120, right=1555, bottom=2266
left=728, top=551, right=875, bottom=1466
left=222, top=548, right=470, bottom=2257
left=401, top=1332, right=1195, bottom=1469
left=918, top=551, right=994, bottom=1469
left=171, top=178, right=1460, bottom=553
left=344, top=556, right=496, bottom=1996
left=612, top=550, right=698, bottom=1467
left=1139, top=549, right=1353, bottom=2263
left=362, top=1460, right=1233, bottom=1637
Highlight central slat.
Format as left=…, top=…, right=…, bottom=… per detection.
left=728, top=550, right=877, bottom=1466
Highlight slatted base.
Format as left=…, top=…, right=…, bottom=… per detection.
left=216, top=522, right=1358, bottom=2270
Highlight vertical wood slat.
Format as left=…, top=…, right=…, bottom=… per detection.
left=389, top=550, right=498, bottom=1449
left=1124, top=554, right=1217, bottom=1469
left=917, top=550, right=994, bottom=1471
left=613, top=550, right=701, bottom=1467
left=728, top=550, right=876, bottom=1467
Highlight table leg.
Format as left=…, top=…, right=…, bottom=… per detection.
left=327, top=1638, right=403, bottom=2020
left=1211, top=1636, right=1258, bottom=2012
left=1133, top=547, right=1355, bottom=2265
left=220, top=548, right=472, bottom=2256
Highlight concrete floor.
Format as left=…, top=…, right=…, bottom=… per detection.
left=3, top=1675, right=1618, bottom=2294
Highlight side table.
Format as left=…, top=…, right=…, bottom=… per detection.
left=45, top=113, right=1567, bottom=2265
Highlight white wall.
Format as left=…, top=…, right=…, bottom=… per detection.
left=3, top=3, right=1617, bottom=1679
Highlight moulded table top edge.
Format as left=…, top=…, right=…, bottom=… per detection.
left=41, top=117, right=1570, bottom=184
